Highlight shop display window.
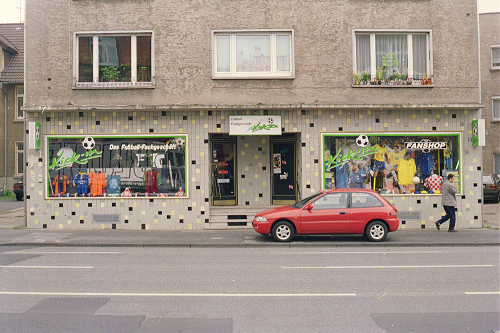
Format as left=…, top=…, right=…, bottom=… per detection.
left=46, top=134, right=187, bottom=198
left=321, top=132, right=461, bottom=195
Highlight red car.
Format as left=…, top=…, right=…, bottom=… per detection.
left=252, top=189, right=399, bottom=242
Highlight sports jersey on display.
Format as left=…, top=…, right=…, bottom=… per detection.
left=89, top=171, right=107, bottom=197
left=398, top=159, right=416, bottom=186
left=52, top=174, right=69, bottom=196
left=74, top=172, right=90, bottom=197
left=373, top=144, right=388, bottom=162
left=143, top=169, right=162, bottom=193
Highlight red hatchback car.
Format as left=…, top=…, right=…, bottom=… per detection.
left=252, top=189, right=399, bottom=242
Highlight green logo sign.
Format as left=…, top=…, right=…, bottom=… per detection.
left=49, top=148, right=103, bottom=171
left=325, top=146, right=378, bottom=171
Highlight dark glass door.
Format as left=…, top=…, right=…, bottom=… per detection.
left=272, top=140, right=296, bottom=205
left=211, top=136, right=236, bottom=206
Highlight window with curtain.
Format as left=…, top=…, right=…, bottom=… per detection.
left=212, top=30, right=294, bottom=79
left=493, top=98, right=500, bottom=121
left=75, top=32, right=153, bottom=87
left=492, top=47, right=500, bottom=69
left=354, top=31, right=431, bottom=84
left=15, top=86, right=24, bottom=119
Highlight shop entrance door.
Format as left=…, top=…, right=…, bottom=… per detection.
left=211, top=135, right=236, bottom=206
left=271, top=135, right=297, bottom=205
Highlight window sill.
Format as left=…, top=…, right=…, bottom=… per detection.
left=352, top=83, right=434, bottom=88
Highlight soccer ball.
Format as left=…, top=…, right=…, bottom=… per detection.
left=356, top=134, right=369, bottom=148
left=175, top=137, right=185, bottom=149
left=82, top=136, right=95, bottom=150
left=413, top=176, right=420, bottom=184
left=420, top=138, right=431, bottom=153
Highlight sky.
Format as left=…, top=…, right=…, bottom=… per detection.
left=0, top=0, right=499, bottom=23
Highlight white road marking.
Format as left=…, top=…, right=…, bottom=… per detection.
left=274, top=250, right=450, bottom=254
left=465, top=291, right=500, bottom=295
left=283, top=264, right=494, bottom=269
left=5, top=251, right=122, bottom=255
left=0, top=265, right=93, bottom=269
left=0, top=291, right=356, bottom=297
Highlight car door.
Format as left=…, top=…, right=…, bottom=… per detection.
left=300, top=192, right=350, bottom=233
left=349, top=192, right=385, bottom=233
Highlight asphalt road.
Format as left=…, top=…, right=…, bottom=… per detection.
left=0, top=246, right=499, bottom=332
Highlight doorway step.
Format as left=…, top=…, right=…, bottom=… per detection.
left=207, top=206, right=275, bottom=229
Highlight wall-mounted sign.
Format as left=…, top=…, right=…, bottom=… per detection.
left=472, top=119, right=485, bottom=147
left=229, top=116, right=282, bottom=135
left=29, top=122, right=41, bottom=150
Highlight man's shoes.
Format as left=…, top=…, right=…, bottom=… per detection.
left=435, top=222, right=440, bottom=230
left=448, top=229, right=457, bottom=232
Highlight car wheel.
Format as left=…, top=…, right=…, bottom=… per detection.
left=365, top=220, right=388, bottom=242
left=15, top=194, right=23, bottom=201
left=271, top=221, right=294, bottom=242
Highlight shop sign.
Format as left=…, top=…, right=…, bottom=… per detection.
left=471, top=119, right=485, bottom=147
left=325, top=146, right=378, bottom=171
left=229, top=116, right=282, bottom=135
left=49, top=148, right=103, bottom=171
left=404, top=141, right=447, bottom=150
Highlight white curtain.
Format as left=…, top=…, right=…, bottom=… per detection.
left=413, top=34, right=427, bottom=79
left=356, top=34, right=370, bottom=73
left=376, top=34, right=407, bottom=79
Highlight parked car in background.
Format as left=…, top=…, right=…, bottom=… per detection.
left=13, top=176, right=24, bottom=201
left=252, top=189, right=399, bottom=242
left=483, top=174, right=500, bottom=203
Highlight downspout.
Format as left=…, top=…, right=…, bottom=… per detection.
left=476, top=4, right=483, bottom=227
left=0, top=83, right=7, bottom=191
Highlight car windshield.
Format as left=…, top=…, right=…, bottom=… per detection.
left=291, top=192, right=323, bottom=209
left=483, top=176, right=493, bottom=185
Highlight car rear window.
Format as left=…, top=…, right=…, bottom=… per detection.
left=351, top=193, right=383, bottom=208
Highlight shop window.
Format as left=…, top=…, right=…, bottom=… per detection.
left=15, top=141, right=23, bottom=176
left=15, top=86, right=24, bottom=119
left=493, top=97, right=500, bottom=121
left=353, top=30, right=432, bottom=85
left=212, top=30, right=294, bottom=79
left=46, top=134, right=187, bottom=198
left=321, top=132, right=461, bottom=195
left=74, top=32, right=154, bottom=88
left=491, top=46, right=500, bottom=70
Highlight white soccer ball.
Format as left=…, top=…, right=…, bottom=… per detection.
left=356, top=134, right=369, bottom=148
left=175, top=137, right=185, bottom=149
left=420, top=138, right=431, bottom=153
left=413, top=176, right=420, bottom=184
left=82, top=136, right=95, bottom=150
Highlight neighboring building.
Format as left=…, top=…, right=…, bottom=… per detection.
left=0, top=23, right=24, bottom=193
left=479, top=12, right=500, bottom=175
left=24, top=0, right=483, bottom=230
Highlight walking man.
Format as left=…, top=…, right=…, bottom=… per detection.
left=435, top=173, right=458, bottom=232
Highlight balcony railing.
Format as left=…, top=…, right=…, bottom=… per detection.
left=73, top=76, right=155, bottom=89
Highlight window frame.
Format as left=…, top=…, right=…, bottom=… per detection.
left=491, top=45, right=500, bottom=70
left=73, top=31, right=155, bottom=89
left=15, top=141, right=23, bottom=176
left=15, top=85, right=24, bottom=120
left=352, top=29, right=433, bottom=85
left=493, top=97, right=500, bottom=121
left=212, top=29, right=295, bottom=79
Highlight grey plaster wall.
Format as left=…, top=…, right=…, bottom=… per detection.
left=24, top=0, right=480, bottom=109
left=479, top=13, right=500, bottom=174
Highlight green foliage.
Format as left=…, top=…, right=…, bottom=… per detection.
left=100, top=66, right=121, bottom=81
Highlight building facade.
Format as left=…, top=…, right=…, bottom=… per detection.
left=24, top=0, right=483, bottom=230
left=0, top=23, right=24, bottom=193
left=479, top=12, right=500, bottom=174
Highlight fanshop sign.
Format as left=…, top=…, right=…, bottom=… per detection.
left=404, top=141, right=447, bottom=150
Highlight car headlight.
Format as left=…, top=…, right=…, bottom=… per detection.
left=254, top=216, right=268, bottom=222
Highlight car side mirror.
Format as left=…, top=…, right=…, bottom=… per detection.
left=303, top=203, right=313, bottom=210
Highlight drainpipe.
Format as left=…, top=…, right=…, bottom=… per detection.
left=0, top=83, right=7, bottom=191
left=476, top=5, right=483, bottom=227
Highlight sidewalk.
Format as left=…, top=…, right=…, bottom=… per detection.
left=0, top=206, right=498, bottom=247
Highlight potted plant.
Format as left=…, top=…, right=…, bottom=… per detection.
left=362, top=71, right=370, bottom=84
left=100, top=66, right=121, bottom=82
left=138, top=66, right=149, bottom=82
left=353, top=71, right=361, bottom=85
left=376, top=67, right=385, bottom=85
